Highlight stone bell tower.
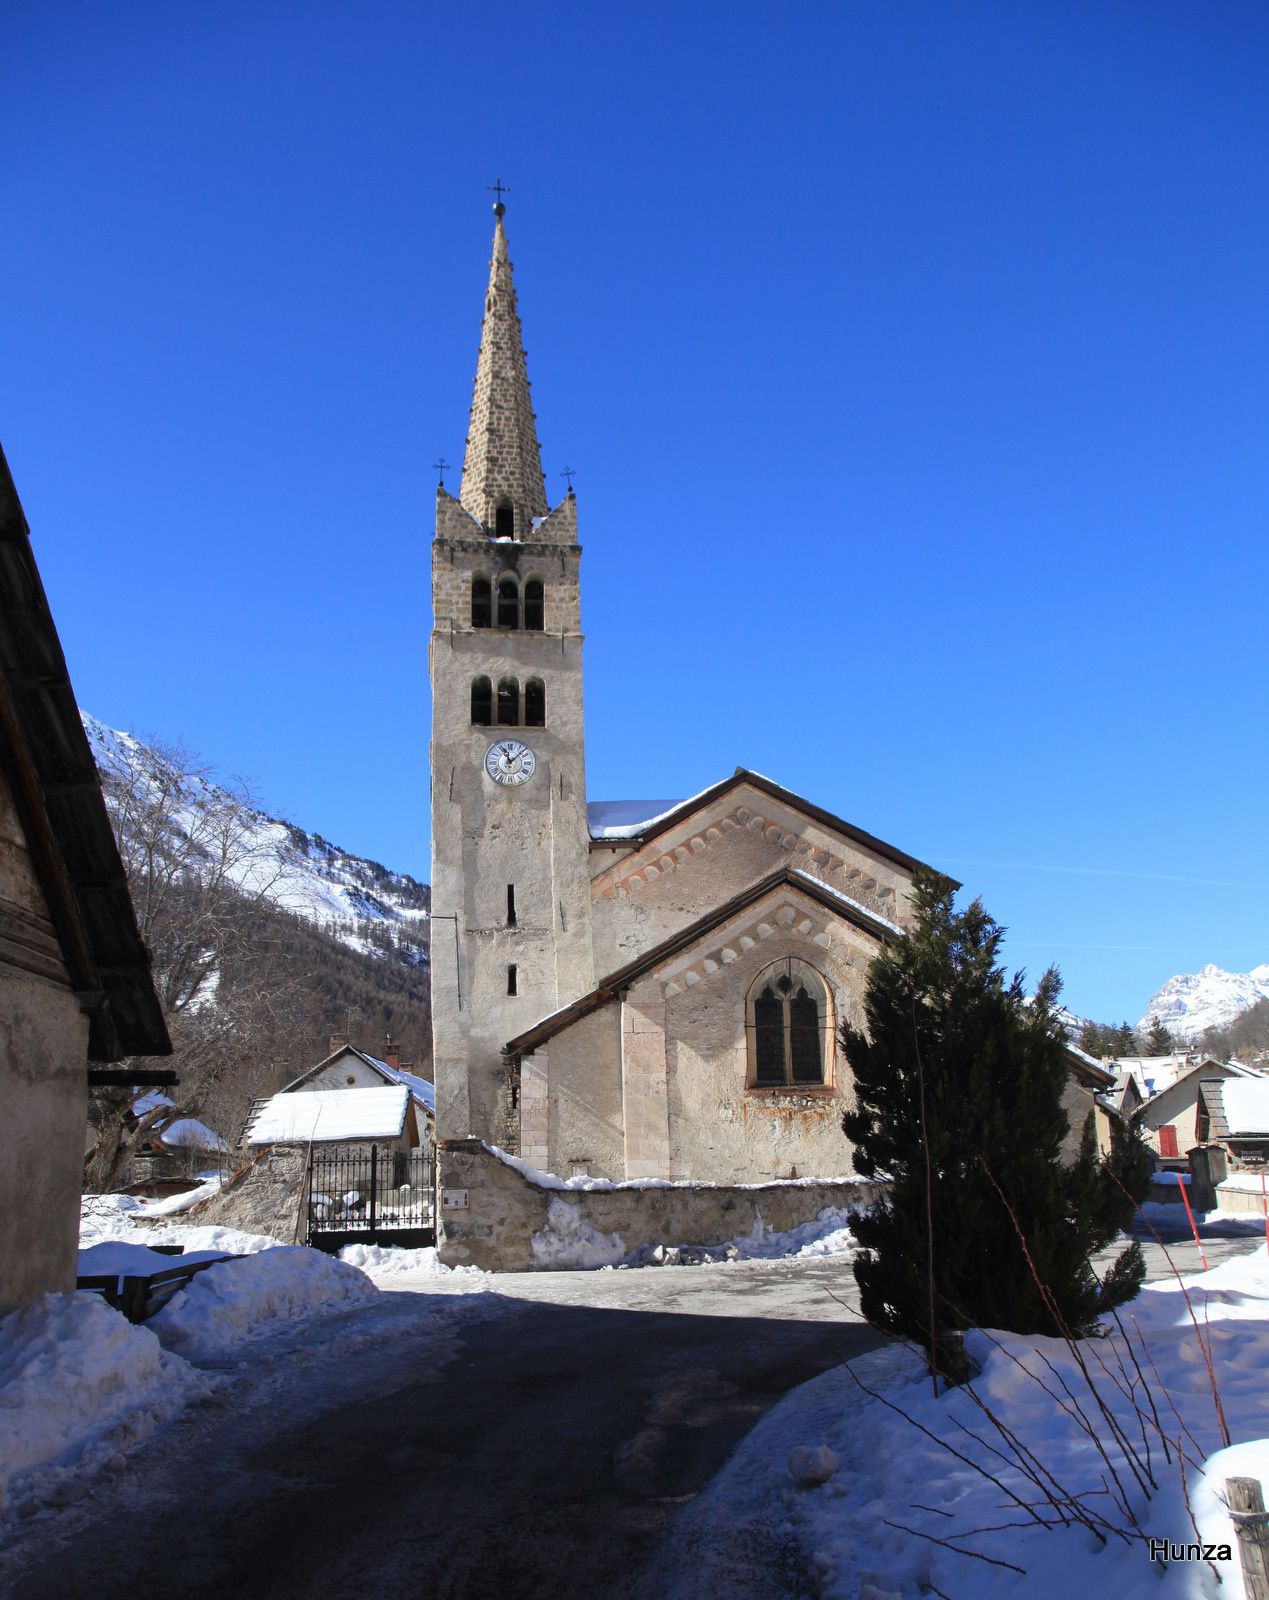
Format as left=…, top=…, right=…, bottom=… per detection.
left=429, top=203, right=594, bottom=1145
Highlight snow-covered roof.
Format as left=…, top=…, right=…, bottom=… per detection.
left=133, top=1090, right=175, bottom=1116
left=362, top=1055, right=436, bottom=1115
left=246, top=1086, right=409, bottom=1145
left=157, top=1117, right=230, bottom=1153
left=587, top=799, right=686, bottom=840
left=1221, top=1080, right=1269, bottom=1137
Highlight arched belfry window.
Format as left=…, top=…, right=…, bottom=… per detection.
left=495, top=503, right=515, bottom=540
left=497, top=678, right=519, bottom=726
left=471, top=577, right=492, bottom=629
left=524, top=678, right=545, bottom=727
left=746, top=960, right=832, bottom=1088
left=524, top=579, right=544, bottom=631
left=497, top=577, right=519, bottom=630
left=470, top=676, right=492, bottom=725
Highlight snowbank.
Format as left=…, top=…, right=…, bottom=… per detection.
left=0, top=1294, right=208, bottom=1518
left=661, top=1244, right=1269, bottom=1599
left=337, top=1243, right=487, bottom=1283
left=148, top=1248, right=379, bottom=1363
left=80, top=1193, right=286, bottom=1257
left=532, top=1195, right=627, bottom=1268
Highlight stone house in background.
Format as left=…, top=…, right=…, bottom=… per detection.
left=0, top=442, right=169, bottom=1312
left=239, top=1036, right=435, bottom=1156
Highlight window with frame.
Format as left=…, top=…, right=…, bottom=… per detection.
left=471, top=577, right=492, bottom=628
left=470, top=676, right=493, bottom=725
left=496, top=577, right=520, bottom=629
left=746, top=961, right=832, bottom=1088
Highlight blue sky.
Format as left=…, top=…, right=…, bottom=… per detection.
left=5, top=1, right=1266, bottom=1025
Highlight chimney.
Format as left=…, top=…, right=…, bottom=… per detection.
left=329, top=1032, right=348, bottom=1053
left=384, top=1040, right=401, bottom=1070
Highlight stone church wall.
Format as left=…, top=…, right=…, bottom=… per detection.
left=436, top=1138, right=885, bottom=1271
left=589, top=786, right=914, bottom=978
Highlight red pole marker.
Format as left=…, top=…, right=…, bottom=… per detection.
left=1177, top=1175, right=1208, bottom=1271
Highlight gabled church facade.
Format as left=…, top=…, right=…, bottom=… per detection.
left=430, top=206, right=937, bottom=1205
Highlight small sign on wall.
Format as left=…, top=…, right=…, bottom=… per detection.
left=442, top=1188, right=469, bottom=1211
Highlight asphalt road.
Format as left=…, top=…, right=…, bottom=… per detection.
left=4, top=1222, right=1262, bottom=1600
left=0, top=1258, right=887, bottom=1600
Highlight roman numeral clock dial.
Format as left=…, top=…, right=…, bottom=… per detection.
left=485, top=739, right=536, bottom=787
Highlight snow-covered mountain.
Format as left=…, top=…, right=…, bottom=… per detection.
left=82, top=712, right=429, bottom=967
left=1140, top=963, right=1269, bottom=1042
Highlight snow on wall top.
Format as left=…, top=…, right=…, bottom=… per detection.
left=587, top=799, right=685, bottom=840
left=247, top=1086, right=409, bottom=1145
left=1222, top=1079, right=1269, bottom=1137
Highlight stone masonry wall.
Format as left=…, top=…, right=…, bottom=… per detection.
left=436, top=1138, right=884, bottom=1271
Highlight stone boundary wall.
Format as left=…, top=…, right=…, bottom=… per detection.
left=436, top=1139, right=886, bottom=1271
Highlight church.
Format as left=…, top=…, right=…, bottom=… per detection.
left=429, top=203, right=937, bottom=1208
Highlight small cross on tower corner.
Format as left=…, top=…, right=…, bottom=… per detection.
left=561, top=466, right=576, bottom=496
left=487, top=178, right=510, bottom=218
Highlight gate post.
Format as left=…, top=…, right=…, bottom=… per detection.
left=369, top=1144, right=378, bottom=1237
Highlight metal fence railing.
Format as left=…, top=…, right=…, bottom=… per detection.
left=306, top=1145, right=434, bottom=1241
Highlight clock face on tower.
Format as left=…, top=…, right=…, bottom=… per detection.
left=485, top=738, right=537, bottom=787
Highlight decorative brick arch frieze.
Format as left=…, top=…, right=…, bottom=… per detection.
left=591, top=803, right=899, bottom=914
left=658, top=895, right=869, bottom=1001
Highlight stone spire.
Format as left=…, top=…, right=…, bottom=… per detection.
left=459, top=208, right=548, bottom=536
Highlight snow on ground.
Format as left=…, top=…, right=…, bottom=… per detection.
left=337, top=1242, right=487, bottom=1284
left=0, top=1294, right=209, bottom=1519
left=147, top=1248, right=379, bottom=1363
left=659, top=1244, right=1269, bottom=1600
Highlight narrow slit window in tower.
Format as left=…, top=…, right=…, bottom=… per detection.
left=497, top=578, right=519, bottom=629
left=524, top=579, right=544, bottom=630
left=471, top=577, right=492, bottom=628
left=497, top=678, right=519, bottom=726
left=507, top=963, right=518, bottom=997
left=470, top=676, right=493, bottom=725
left=524, top=678, right=545, bottom=727
left=507, top=884, right=517, bottom=927
left=495, top=503, right=515, bottom=540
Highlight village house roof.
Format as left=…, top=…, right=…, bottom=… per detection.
left=0, top=442, right=169, bottom=1063
left=279, top=1044, right=436, bottom=1116
left=504, top=865, right=902, bottom=1060
left=587, top=769, right=946, bottom=881
left=245, top=1085, right=411, bottom=1146
left=1200, top=1076, right=1269, bottom=1143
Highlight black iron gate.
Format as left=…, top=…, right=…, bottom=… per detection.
left=306, top=1145, right=435, bottom=1251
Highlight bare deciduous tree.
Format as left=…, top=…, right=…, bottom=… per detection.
left=84, top=735, right=303, bottom=1192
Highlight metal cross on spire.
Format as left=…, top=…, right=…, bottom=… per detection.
left=433, top=457, right=450, bottom=485
left=561, top=466, right=576, bottom=492
left=487, top=178, right=510, bottom=216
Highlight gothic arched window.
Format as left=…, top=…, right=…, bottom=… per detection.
left=496, top=678, right=519, bottom=726
left=471, top=577, right=492, bottom=629
left=495, top=502, right=515, bottom=540
left=746, top=961, right=832, bottom=1088
left=524, top=579, right=545, bottom=631
left=497, top=577, right=519, bottom=629
left=470, top=676, right=492, bottom=725
left=524, top=678, right=545, bottom=727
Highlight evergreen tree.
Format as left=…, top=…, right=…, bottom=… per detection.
left=841, top=871, right=1149, bottom=1348
left=1144, top=1015, right=1175, bottom=1055
left=1111, top=1020, right=1138, bottom=1056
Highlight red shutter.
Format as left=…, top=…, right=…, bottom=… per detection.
left=1158, top=1125, right=1179, bottom=1158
